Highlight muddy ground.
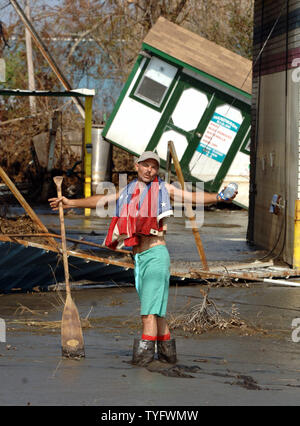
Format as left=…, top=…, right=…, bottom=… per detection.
left=1, top=284, right=300, bottom=407
left=1, top=209, right=300, bottom=406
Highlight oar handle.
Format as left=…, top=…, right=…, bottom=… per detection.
left=53, top=176, right=71, bottom=295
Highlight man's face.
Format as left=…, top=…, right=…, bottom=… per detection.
left=135, top=159, right=159, bottom=183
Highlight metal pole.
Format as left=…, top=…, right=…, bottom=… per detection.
left=24, top=0, right=36, bottom=114
left=293, top=199, right=300, bottom=269
left=84, top=96, right=93, bottom=216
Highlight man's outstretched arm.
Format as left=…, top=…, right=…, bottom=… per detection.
left=165, top=183, right=237, bottom=205
left=48, top=192, right=119, bottom=211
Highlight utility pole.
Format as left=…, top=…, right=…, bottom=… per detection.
left=24, top=0, right=36, bottom=114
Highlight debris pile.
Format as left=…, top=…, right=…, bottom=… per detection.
left=0, top=215, right=52, bottom=246
left=168, top=289, right=265, bottom=335
left=0, top=215, right=38, bottom=234
left=0, top=110, right=84, bottom=201
left=112, top=146, right=137, bottom=187
left=0, top=109, right=139, bottom=201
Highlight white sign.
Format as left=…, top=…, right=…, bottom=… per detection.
left=196, top=112, right=241, bottom=163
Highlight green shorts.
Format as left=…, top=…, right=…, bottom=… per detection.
left=134, top=245, right=170, bottom=317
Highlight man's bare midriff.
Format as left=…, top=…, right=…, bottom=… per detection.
left=132, top=234, right=166, bottom=254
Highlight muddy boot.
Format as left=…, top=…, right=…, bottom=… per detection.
left=132, top=339, right=155, bottom=366
left=157, top=339, right=177, bottom=364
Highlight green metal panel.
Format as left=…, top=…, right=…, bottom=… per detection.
left=240, top=128, right=251, bottom=155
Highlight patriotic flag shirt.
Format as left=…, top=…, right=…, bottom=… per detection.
left=104, top=176, right=173, bottom=249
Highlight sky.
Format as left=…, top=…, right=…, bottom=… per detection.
left=0, top=0, right=61, bottom=24
left=0, top=1, right=13, bottom=24
left=0, top=0, right=124, bottom=115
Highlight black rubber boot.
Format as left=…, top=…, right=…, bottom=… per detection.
left=132, top=339, right=156, bottom=366
left=157, top=339, right=177, bottom=364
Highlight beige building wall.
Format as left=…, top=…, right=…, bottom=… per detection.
left=253, top=69, right=299, bottom=265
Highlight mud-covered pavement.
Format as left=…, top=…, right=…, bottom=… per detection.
left=1, top=283, right=300, bottom=406
left=1, top=208, right=300, bottom=406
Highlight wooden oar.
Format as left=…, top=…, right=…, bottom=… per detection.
left=54, top=176, right=85, bottom=358
left=168, top=141, right=209, bottom=271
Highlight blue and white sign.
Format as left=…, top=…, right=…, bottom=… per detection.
left=196, top=112, right=241, bottom=163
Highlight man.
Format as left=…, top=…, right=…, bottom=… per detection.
left=49, top=151, right=236, bottom=366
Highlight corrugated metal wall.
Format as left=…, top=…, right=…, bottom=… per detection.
left=249, top=0, right=300, bottom=266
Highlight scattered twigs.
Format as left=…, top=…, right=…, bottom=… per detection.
left=168, top=288, right=265, bottom=335
left=8, top=318, right=91, bottom=330
left=10, top=300, right=91, bottom=331
left=14, top=303, right=45, bottom=316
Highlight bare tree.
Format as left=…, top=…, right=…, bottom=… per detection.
left=2, top=0, right=253, bottom=117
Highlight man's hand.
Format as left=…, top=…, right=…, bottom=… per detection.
left=216, top=186, right=238, bottom=203
left=48, top=196, right=73, bottom=211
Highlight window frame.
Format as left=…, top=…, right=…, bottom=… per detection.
left=240, top=136, right=251, bottom=155
left=129, top=55, right=180, bottom=112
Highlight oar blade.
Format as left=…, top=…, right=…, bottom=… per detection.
left=61, top=294, right=85, bottom=358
